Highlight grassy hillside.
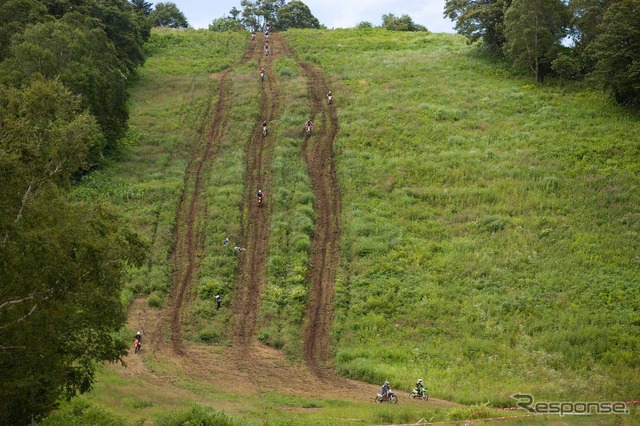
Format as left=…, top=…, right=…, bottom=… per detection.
left=45, top=27, right=640, bottom=425
left=285, top=28, right=640, bottom=403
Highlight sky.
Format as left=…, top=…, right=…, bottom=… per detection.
left=166, top=0, right=456, bottom=33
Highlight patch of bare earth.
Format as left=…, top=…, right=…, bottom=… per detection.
left=117, top=33, right=458, bottom=412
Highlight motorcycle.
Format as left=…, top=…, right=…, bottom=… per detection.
left=306, top=124, right=312, bottom=135
left=260, top=71, right=265, bottom=82
left=375, top=389, right=398, bottom=404
left=409, top=388, right=429, bottom=401
left=327, top=94, right=333, bottom=105
left=262, top=126, right=268, bottom=137
left=257, top=195, right=264, bottom=206
left=133, top=339, right=141, bottom=354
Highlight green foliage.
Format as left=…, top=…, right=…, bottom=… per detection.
left=151, top=2, right=188, bottom=28
left=1, top=15, right=132, bottom=151
left=156, top=405, right=244, bottom=426
left=209, top=16, right=247, bottom=32
left=355, top=21, right=373, bottom=29
left=503, top=0, right=569, bottom=82
left=131, top=0, right=153, bottom=17
left=444, top=0, right=512, bottom=53
left=39, top=398, right=126, bottom=426
left=0, top=0, right=48, bottom=59
left=276, top=0, right=321, bottom=31
left=589, top=0, right=640, bottom=106
left=286, top=28, right=640, bottom=403
left=146, top=292, right=165, bottom=308
left=381, top=13, right=428, bottom=32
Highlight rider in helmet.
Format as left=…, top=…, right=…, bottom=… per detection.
left=327, top=91, right=333, bottom=102
left=257, top=189, right=264, bottom=201
left=262, top=120, right=268, bottom=134
left=381, top=381, right=390, bottom=398
left=415, top=379, right=425, bottom=396
left=306, top=119, right=313, bottom=132
left=133, top=331, right=142, bottom=348
left=260, top=67, right=265, bottom=81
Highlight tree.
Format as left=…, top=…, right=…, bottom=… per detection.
left=356, top=21, right=373, bottom=29
left=130, top=0, right=152, bottom=16
left=151, top=2, right=188, bottom=28
left=589, top=0, right=640, bottom=106
left=240, top=0, right=285, bottom=31
left=276, top=0, right=320, bottom=31
left=382, top=13, right=428, bottom=32
left=444, top=0, right=512, bottom=54
left=0, top=0, right=48, bottom=60
left=209, top=15, right=246, bottom=32
left=0, top=78, right=146, bottom=424
left=0, top=15, right=131, bottom=151
left=503, top=0, right=569, bottom=82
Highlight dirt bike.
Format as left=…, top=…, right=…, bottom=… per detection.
left=133, top=339, right=141, bottom=354
left=306, top=124, right=312, bottom=135
left=327, top=95, right=333, bottom=105
left=260, top=71, right=265, bottom=82
left=410, top=387, right=429, bottom=401
left=375, top=389, right=398, bottom=404
left=257, top=196, right=264, bottom=206
left=263, top=126, right=268, bottom=137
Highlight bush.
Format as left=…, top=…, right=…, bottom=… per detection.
left=156, top=405, right=243, bottom=426
left=147, top=292, right=165, bottom=308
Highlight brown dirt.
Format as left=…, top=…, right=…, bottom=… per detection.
left=151, top=71, right=230, bottom=355
left=299, top=62, right=342, bottom=375
left=231, top=33, right=284, bottom=346
left=122, top=33, right=458, bottom=413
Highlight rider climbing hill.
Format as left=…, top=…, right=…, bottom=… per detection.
left=306, top=119, right=313, bottom=134
left=381, top=381, right=390, bottom=398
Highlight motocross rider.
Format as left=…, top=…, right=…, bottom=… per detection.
left=415, top=379, right=425, bottom=396
left=381, top=381, right=390, bottom=398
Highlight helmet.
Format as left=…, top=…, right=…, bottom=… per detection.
left=417, top=379, right=423, bottom=384
left=136, top=331, right=141, bottom=335
left=384, top=381, right=390, bottom=386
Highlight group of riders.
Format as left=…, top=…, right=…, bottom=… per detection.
left=380, top=379, right=427, bottom=400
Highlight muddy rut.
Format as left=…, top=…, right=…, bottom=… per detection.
left=132, top=33, right=457, bottom=409
left=159, top=72, right=229, bottom=354
left=231, top=34, right=283, bottom=346
left=300, top=62, right=341, bottom=373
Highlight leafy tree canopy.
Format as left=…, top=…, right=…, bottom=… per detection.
left=503, top=0, right=569, bottom=82
left=589, top=0, right=640, bottom=106
left=151, top=1, right=188, bottom=28
left=276, top=0, right=320, bottom=30
left=382, top=13, right=428, bottom=32
left=130, top=0, right=152, bottom=16
left=209, top=15, right=247, bottom=32
left=444, top=0, right=512, bottom=53
left=0, top=78, right=146, bottom=424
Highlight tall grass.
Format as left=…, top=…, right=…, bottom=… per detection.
left=74, top=29, right=247, bottom=304
left=285, top=28, right=640, bottom=402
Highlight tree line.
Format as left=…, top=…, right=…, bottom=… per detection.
left=210, top=0, right=321, bottom=32
left=445, top=0, right=640, bottom=106
left=0, top=0, right=194, bottom=422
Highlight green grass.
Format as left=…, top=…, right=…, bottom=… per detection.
left=284, top=28, right=640, bottom=403
left=257, top=56, right=315, bottom=358
left=73, top=28, right=247, bottom=305
left=55, top=27, right=640, bottom=425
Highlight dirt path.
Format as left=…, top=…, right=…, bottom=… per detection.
left=231, top=33, right=284, bottom=346
left=299, top=62, right=342, bottom=374
left=122, top=33, right=459, bottom=414
left=153, top=72, right=230, bottom=354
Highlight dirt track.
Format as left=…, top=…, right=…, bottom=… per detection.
left=126, top=33, right=458, bottom=411
left=300, top=62, right=342, bottom=374
left=153, top=72, right=229, bottom=354
left=231, top=33, right=283, bottom=346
